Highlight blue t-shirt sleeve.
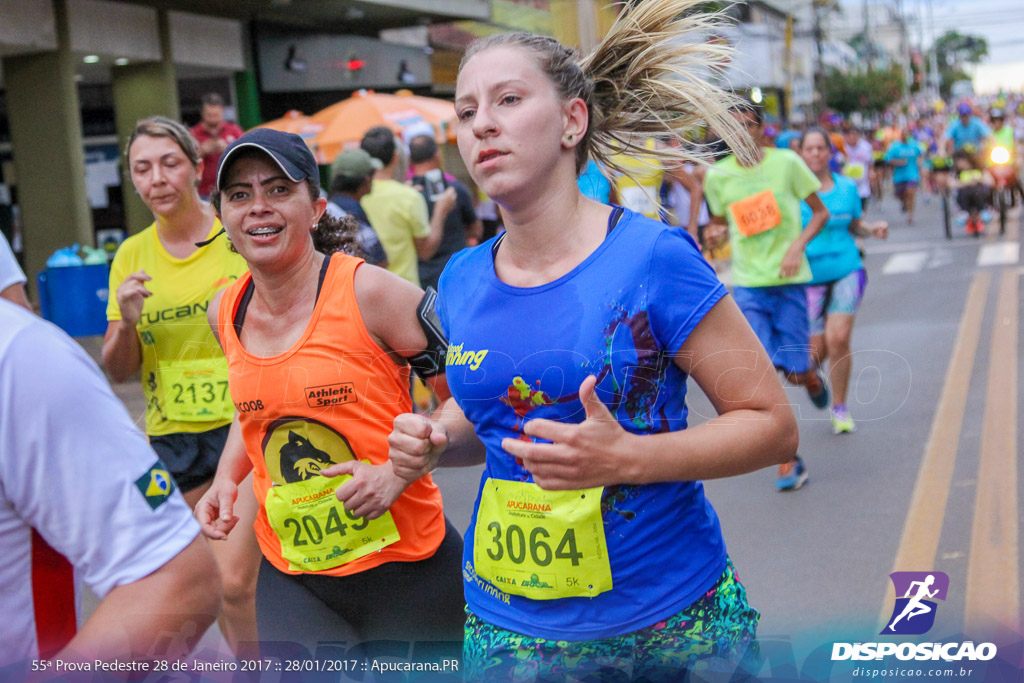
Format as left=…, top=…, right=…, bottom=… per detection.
left=647, top=227, right=727, bottom=354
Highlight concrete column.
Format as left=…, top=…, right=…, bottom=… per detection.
left=575, top=0, right=600, bottom=53
left=111, top=9, right=179, bottom=234
left=3, top=0, right=92, bottom=286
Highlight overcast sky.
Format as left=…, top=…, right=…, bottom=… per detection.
left=840, top=0, right=1024, bottom=92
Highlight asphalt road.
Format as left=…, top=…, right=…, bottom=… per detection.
left=680, top=190, right=1022, bottom=678
left=82, top=185, right=1022, bottom=680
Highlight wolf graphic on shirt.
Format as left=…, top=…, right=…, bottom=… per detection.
left=261, top=417, right=357, bottom=485
left=279, top=431, right=334, bottom=482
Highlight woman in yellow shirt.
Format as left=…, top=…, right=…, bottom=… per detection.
left=101, top=116, right=257, bottom=655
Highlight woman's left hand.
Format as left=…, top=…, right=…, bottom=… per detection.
left=321, top=460, right=408, bottom=520
left=501, top=376, right=633, bottom=490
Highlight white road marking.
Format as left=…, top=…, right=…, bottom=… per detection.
left=866, top=240, right=981, bottom=254
left=976, top=242, right=1020, bottom=267
left=927, top=249, right=954, bottom=269
left=881, top=251, right=929, bottom=274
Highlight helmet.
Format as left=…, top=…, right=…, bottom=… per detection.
left=990, top=108, right=1005, bottom=120
left=957, top=102, right=972, bottom=116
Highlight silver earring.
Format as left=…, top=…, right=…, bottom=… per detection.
left=313, top=223, right=318, bottom=229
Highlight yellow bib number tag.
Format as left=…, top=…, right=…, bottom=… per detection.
left=473, top=478, right=612, bottom=600
left=157, top=358, right=233, bottom=422
left=959, top=169, right=983, bottom=184
left=842, top=162, right=866, bottom=180
left=265, top=474, right=400, bottom=572
left=728, top=190, right=782, bottom=237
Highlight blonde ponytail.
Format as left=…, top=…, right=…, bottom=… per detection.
left=581, top=0, right=755, bottom=174
left=460, top=0, right=755, bottom=176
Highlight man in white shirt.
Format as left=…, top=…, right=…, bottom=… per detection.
left=0, top=233, right=30, bottom=309
left=0, top=300, right=220, bottom=670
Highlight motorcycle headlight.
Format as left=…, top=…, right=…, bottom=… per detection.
left=991, top=146, right=1011, bottom=165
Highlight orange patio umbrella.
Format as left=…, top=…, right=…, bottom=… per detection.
left=310, top=90, right=457, bottom=164
left=252, top=110, right=324, bottom=146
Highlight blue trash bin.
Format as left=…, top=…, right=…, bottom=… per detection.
left=37, top=264, right=110, bottom=337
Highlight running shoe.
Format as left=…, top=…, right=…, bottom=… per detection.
left=981, top=209, right=993, bottom=223
left=807, top=369, right=830, bottom=410
left=776, top=456, right=809, bottom=491
left=831, top=406, right=856, bottom=434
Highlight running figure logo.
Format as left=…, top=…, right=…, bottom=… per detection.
left=882, top=571, right=949, bottom=635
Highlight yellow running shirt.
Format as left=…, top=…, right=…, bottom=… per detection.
left=609, top=138, right=664, bottom=219
left=106, top=220, right=247, bottom=436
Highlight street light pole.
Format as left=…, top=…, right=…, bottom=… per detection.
left=785, top=12, right=794, bottom=124
left=926, top=0, right=940, bottom=96
left=814, top=0, right=826, bottom=117
left=894, top=0, right=912, bottom=90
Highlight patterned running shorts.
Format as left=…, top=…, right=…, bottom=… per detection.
left=806, top=268, right=868, bottom=336
left=464, top=558, right=761, bottom=682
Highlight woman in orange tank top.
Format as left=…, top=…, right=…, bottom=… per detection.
left=193, top=129, right=464, bottom=657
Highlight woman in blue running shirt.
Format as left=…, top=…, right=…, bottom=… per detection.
left=885, top=128, right=923, bottom=224
left=799, top=129, right=888, bottom=435
left=386, top=1, right=799, bottom=680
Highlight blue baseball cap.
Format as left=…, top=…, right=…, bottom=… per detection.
left=957, top=102, right=972, bottom=116
left=215, top=128, right=319, bottom=195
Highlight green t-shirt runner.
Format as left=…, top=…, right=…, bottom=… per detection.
left=703, top=129, right=829, bottom=493
left=704, top=147, right=821, bottom=288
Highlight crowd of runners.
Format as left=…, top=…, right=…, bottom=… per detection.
left=2, top=0, right=1022, bottom=681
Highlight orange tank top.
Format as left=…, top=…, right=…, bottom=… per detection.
left=218, top=254, right=445, bottom=576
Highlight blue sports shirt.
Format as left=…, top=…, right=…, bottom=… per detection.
left=885, top=141, right=922, bottom=184
left=437, top=208, right=730, bottom=640
left=802, top=174, right=863, bottom=285
left=946, top=117, right=991, bottom=152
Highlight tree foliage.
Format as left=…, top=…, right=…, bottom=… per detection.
left=933, top=31, right=988, bottom=69
left=930, top=31, right=987, bottom=99
left=823, top=66, right=905, bottom=115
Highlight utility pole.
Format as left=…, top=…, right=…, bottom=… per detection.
left=863, top=0, right=871, bottom=66
left=894, top=0, right=912, bottom=90
left=917, top=0, right=927, bottom=86
left=926, top=0, right=940, bottom=96
left=813, top=0, right=826, bottom=118
left=784, top=13, right=794, bottom=124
